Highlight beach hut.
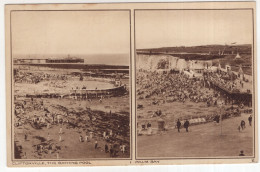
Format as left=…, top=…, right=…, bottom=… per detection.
left=235, top=52, right=241, bottom=59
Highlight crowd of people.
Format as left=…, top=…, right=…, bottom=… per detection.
left=204, top=71, right=244, bottom=93
left=137, top=69, right=252, bottom=108
left=14, top=69, right=68, bottom=84
left=137, top=71, right=219, bottom=105
left=137, top=70, right=252, bottom=135
left=14, top=96, right=130, bottom=159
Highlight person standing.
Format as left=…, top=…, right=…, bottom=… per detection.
left=79, top=135, right=83, bottom=142
left=177, top=119, right=181, bottom=132
left=103, top=131, right=106, bottom=139
left=109, top=144, right=114, bottom=157
left=122, top=144, right=126, bottom=154
left=40, top=145, right=43, bottom=153
left=105, top=144, right=109, bottom=153
left=120, top=145, right=123, bottom=152
left=240, top=120, right=246, bottom=130
left=59, top=127, right=63, bottom=134
left=52, top=114, right=55, bottom=124
left=110, top=146, right=113, bottom=157
left=95, top=141, right=98, bottom=149
left=47, top=133, right=50, bottom=141
left=24, top=152, right=27, bottom=159
left=238, top=125, right=241, bottom=132
left=48, top=144, right=52, bottom=154
left=47, top=123, right=50, bottom=129
left=248, top=115, right=252, bottom=126
left=59, top=134, right=62, bottom=142
left=215, top=115, right=220, bottom=123
left=184, top=120, right=190, bottom=132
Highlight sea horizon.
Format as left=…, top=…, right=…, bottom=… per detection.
left=13, top=53, right=130, bottom=66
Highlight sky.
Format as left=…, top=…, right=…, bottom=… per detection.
left=135, top=10, right=253, bottom=49
left=11, top=11, right=130, bottom=57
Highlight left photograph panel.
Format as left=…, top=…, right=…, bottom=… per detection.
left=9, top=10, right=131, bottom=160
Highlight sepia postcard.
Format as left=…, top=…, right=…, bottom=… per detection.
left=5, top=2, right=257, bottom=167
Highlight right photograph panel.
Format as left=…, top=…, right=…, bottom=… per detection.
left=135, top=9, right=255, bottom=159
